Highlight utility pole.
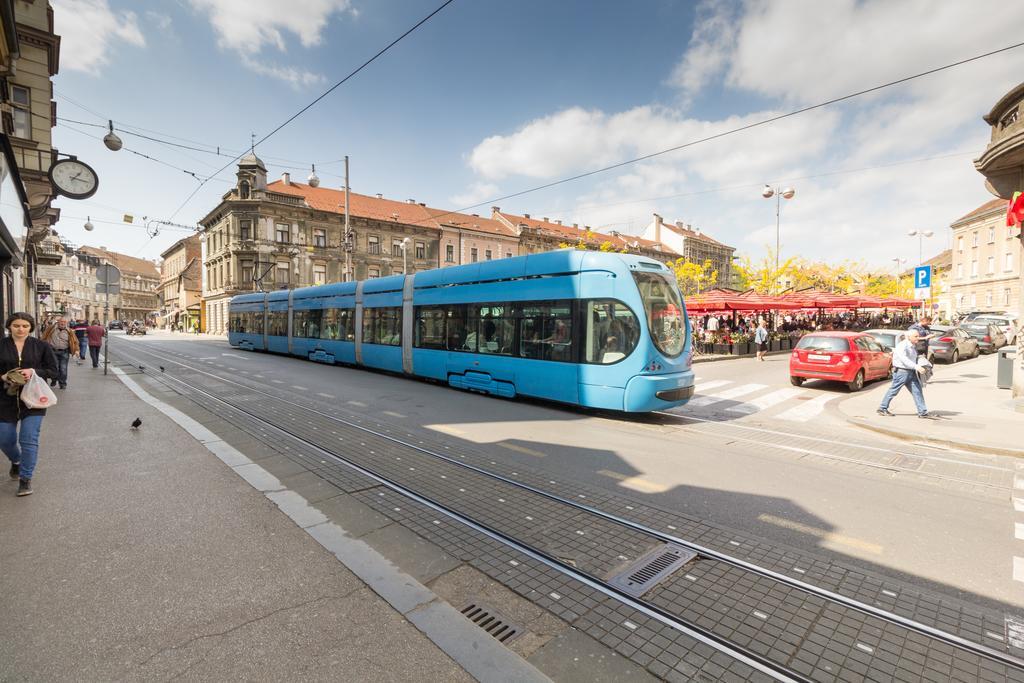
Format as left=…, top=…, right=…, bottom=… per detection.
left=344, top=155, right=352, bottom=282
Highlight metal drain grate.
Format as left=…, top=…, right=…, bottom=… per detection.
left=608, top=544, right=698, bottom=597
left=459, top=602, right=523, bottom=644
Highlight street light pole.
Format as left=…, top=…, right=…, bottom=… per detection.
left=907, top=229, right=934, bottom=317
left=762, top=185, right=796, bottom=294
left=343, top=155, right=352, bottom=282
left=400, top=237, right=410, bottom=274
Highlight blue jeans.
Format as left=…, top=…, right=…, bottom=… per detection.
left=0, top=415, right=44, bottom=480
left=879, top=368, right=927, bottom=415
left=54, top=349, right=69, bottom=387
left=76, top=335, right=87, bottom=359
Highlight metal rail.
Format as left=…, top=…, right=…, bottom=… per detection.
left=113, top=338, right=1024, bottom=672
left=111, top=343, right=805, bottom=683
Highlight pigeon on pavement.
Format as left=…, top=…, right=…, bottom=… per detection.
left=131, top=418, right=142, bottom=430
left=159, top=366, right=165, bottom=372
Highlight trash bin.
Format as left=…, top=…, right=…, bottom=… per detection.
left=997, top=347, right=1016, bottom=389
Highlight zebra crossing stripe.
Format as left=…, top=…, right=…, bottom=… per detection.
left=726, top=387, right=805, bottom=414
left=775, top=394, right=840, bottom=422
left=687, top=383, right=768, bottom=408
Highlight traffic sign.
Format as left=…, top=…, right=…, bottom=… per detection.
left=96, top=283, right=120, bottom=295
left=96, top=264, right=121, bottom=285
left=914, top=265, right=931, bottom=289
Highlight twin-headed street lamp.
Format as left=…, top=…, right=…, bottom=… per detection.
left=762, top=185, right=796, bottom=293
left=907, top=229, right=934, bottom=265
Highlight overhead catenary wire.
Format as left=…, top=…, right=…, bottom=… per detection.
left=167, top=0, right=457, bottom=221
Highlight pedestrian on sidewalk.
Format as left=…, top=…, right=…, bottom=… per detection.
left=40, top=317, right=78, bottom=389
left=754, top=319, right=769, bottom=361
left=910, top=315, right=934, bottom=358
left=877, top=328, right=932, bottom=419
left=1, top=312, right=57, bottom=497
left=71, top=318, right=88, bottom=365
left=85, top=319, right=105, bottom=368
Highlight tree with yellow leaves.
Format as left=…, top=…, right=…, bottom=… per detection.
left=668, top=258, right=718, bottom=297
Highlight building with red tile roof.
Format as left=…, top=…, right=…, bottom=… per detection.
left=490, top=210, right=675, bottom=260
left=949, top=197, right=1020, bottom=316
left=641, top=213, right=735, bottom=289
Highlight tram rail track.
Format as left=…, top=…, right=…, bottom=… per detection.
left=112, top=338, right=1024, bottom=681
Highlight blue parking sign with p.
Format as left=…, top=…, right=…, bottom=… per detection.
left=914, top=266, right=931, bottom=289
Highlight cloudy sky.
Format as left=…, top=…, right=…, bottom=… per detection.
left=50, top=0, right=1024, bottom=270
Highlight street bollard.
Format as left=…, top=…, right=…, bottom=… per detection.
left=997, top=347, right=1016, bottom=389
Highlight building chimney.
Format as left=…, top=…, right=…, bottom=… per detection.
left=491, top=206, right=500, bottom=213
left=653, top=213, right=663, bottom=243
left=694, top=226, right=701, bottom=235
left=282, top=172, right=290, bottom=185
left=376, top=193, right=383, bottom=199
left=523, top=213, right=530, bottom=219
left=471, top=213, right=479, bottom=217
left=543, top=217, right=549, bottom=222
left=407, top=199, right=416, bottom=204
left=554, top=219, right=562, bottom=225
left=419, top=202, right=426, bottom=207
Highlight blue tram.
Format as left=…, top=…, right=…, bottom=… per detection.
left=228, top=250, right=695, bottom=412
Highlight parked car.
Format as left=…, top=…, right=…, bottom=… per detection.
left=959, top=322, right=1006, bottom=354
left=789, top=331, right=892, bottom=392
left=964, top=313, right=1018, bottom=345
left=107, top=320, right=122, bottom=330
left=927, top=325, right=979, bottom=363
left=863, top=328, right=907, bottom=352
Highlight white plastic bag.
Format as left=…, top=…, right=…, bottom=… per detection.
left=21, top=372, right=57, bottom=409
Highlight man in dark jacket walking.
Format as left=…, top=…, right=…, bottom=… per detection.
left=85, top=320, right=105, bottom=369
left=40, top=317, right=78, bottom=389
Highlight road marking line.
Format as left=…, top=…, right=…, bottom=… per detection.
left=271, top=379, right=285, bottom=384
left=347, top=400, right=367, bottom=407
left=597, top=469, right=670, bottom=493
left=1016, top=523, right=1024, bottom=541
left=775, top=393, right=840, bottom=422
left=498, top=443, right=546, bottom=458
left=692, top=379, right=731, bottom=393
left=382, top=410, right=406, bottom=418
left=291, top=385, right=308, bottom=390
left=316, top=392, right=334, bottom=398
left=726, top=387, right=805, bottom=414
left=687, top=383, right=768, bottom=408
left=758, top=514, right=883, bottom=555
left=429, top=424, right=466, bottom=436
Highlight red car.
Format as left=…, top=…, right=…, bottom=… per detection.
left=789, top=331, right=892, bottom=392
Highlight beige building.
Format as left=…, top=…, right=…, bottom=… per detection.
left=159, top=234, right=201, bottom=331
left=78, top=246, right=160, bottom=322
left=640, top=213, right=735, bottom=289
left=949, top=198, right=1020, bottom=315
left=491, top=210, right=675, bottom=261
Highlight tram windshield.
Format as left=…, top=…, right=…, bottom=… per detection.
left=632, top=271, right=685, bottom=358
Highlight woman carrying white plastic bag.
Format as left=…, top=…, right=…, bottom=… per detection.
left=1, top=313, right=58, bottom=497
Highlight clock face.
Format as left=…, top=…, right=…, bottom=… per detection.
left=49, top=159, right=99, bottom=200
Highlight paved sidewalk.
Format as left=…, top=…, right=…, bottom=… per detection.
left=0, top=357, right=527, bottom=681
left=837, top=352, right=1023, bottom=457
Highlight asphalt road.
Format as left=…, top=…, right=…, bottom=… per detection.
left=111, top=331, right=1021, bottom=618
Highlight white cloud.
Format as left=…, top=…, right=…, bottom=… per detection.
left=240, top=55, right=326, bottom=89
left=188, top=0, right=352, bottom=88
left=461, top=0, right=1022, bottom=268
left=52, top=0, right=145, bottom=74
left=450, top=181, right=499, bottom=208
left=146, top=11, right=172, bottom=31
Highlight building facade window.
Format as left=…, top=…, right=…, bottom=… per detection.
left=470, top=248, right=478, bottom=263
left=10, top=86, right=30, bottom=139
left=1006, top=252, right=1013, bottom=271
left=313, top=228, right=327, bottom=248
left=392, top=239, right=404, bottom=257
left=988, top=227, right=995, bottom=243
left=956, top=263, right=963, bottom=279
left=970, top=292, right=976, bottom=308
left=313, top=264, right=326, bottom=284
left=275, top=224, right=290, bottom=243
left=485, top=249, right=492, bottom=260
left=957, top=236, right=964, bottom=252
left=972, top=232, right=979, bottom=247
left=986, top=291, right=993, bottom=307
left=987, top=256, right=995, bottom=273
left=506, top=252, right=513, bottom=259
left=241, top=260, right=254, bottom=286
left=368, top=266, right=380, bottom=279
left=415, top=242, right=425, bottom=259
left=445, top=244, right=454, bottom=262
left=1006, top=288, right=1012, bottom=306
left=971, top=260, right=978, bottom=277
left=275, top=262, right=289, bottom=286
left=368, top=235, right=380, bottom=254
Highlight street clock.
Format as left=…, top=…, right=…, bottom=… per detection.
left=48, top=157, right=99, bottom=200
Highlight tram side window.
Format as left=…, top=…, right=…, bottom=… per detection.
left=321, top=308, right=355, bottom=341
left=293, top=309, right=322, bottom=339
left=415, top=306, right=447, bottom=350
left=583, top=300, right=639, bottom=364
left=466, top=304, right=513, bottom=355
left=363, top=307, right=401, bottom=346
left=267, top=310, right=288, bottom=336
left=232, top=311, right=263, bottom=335
left=518, top=301, right=573, bottom=362
left=229, top=312, right=241, bottom=333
